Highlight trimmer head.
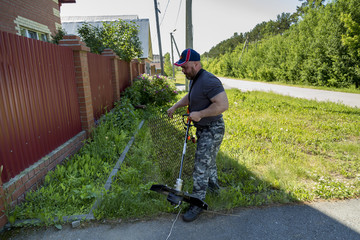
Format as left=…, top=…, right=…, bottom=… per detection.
left=150, top=184, right=208, bottom=210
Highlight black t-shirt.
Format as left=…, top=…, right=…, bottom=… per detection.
left=188, top=69, right=225, bottom=127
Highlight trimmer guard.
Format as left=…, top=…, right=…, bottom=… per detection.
left=150, top=184, right=208, bottom=210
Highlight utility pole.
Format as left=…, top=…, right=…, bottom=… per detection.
left=171, top=31, right=181, bottom=79
left=171, top=32, right=181, bottom=57
left=239, top=36, right=249, bottom=62
left=170, top=32, right=175, bottom=79
left=154, top=0, right=164, bottom=75
left=185, top=0, right=193, bottom=91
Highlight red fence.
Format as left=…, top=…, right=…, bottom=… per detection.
left=88, top=52, right=113, bottom=119
left=0, top=32, right=146, bottom=184
left=0, top=32, right=147, bottom=229
left=0, top=31, right=82, bottom=183
left=118, top=60, right=131, bottom=92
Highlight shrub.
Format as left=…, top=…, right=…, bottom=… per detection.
left=122, top=74, right=178, bottom=107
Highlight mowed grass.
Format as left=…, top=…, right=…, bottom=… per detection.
left=218, top=89, right=360, bottom=204
left=174, top=70, right=186, bottom=85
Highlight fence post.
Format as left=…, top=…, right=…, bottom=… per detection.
left=101, top=49, right=120, bottom=102
left=59, top=35, right=94, bottom=136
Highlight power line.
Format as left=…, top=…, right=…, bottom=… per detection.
left=160, top=0, right=171, bottom=26
left=174, top=0, right=183, bottom=29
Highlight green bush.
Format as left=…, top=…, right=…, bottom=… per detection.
left=122, top=74, right=178, bottom=107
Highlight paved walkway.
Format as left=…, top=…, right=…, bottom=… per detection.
left=177, top=78, right=360, bottom=108
left=5, top=199, right=360, bottom=240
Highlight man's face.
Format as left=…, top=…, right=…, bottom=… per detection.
left=181, top=61, right=198, bottom=80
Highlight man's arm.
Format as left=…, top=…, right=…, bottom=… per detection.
left=167, top=93, right=189, bottom=118
left=189, top=91, right=229, bottom=122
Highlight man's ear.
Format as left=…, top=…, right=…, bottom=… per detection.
left=195, top=61, right=201, bottom=68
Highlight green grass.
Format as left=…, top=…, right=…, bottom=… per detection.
left=97, top=89, right=360, bottom=218
left=7, top=88, right=360, bottom=225
left=174, top=70, right=186, bottom=85
left=220, top=89, right=360, bottom=202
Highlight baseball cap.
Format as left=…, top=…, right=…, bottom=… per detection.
left=174, top=48, right=200, bottom=66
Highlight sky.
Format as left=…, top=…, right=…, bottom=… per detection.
left=60, top=0, right=304, bottom=56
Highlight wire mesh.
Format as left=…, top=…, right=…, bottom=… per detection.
left=148, top=113, right=197, bottom=185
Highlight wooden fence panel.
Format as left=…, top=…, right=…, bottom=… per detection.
left=0, top=31, right=82, bottom=183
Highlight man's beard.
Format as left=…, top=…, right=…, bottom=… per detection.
left=185, top=71, right=195, bottom=80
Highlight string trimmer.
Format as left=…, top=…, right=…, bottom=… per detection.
left=150, top=111, right=208, bottom=210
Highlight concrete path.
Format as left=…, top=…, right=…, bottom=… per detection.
left=5, top=199, right=360, bottom=240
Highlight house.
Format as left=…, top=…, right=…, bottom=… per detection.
left=61, top=15, right=153, bottom=74
left=0, top=0, right=75, bottom=41
left=152, top=54, right=164, bottom=75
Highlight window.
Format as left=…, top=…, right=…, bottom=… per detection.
left=20, top=27, right=49, bottom=42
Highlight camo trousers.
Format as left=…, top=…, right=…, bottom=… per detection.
left=192, top=118, right=225, bottom=200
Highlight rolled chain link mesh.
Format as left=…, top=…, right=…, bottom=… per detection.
left=148, top=113, right=197, bottom=185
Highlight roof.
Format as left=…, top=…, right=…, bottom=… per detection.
left=60, top=0, right=76, bottom=3
left=61, top=15, right=152, bottom=60
left=61, top=15, right=139, bottom=22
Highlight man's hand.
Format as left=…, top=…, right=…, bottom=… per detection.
left=189, top=91, right=229, bottom=122
left=166, top=94, right=189, bottom=118
left=167, top=106, right=176, bottom=118
left=189, top=111, right=202, bottom=122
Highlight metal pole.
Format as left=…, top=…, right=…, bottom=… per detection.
left=185, top=0, right=193, bottom=91
left=154, top=0, right=164, bottom=75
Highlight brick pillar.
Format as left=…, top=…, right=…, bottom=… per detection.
left=101, top=49, right=120, bottom=102
left=0, top=178, right=8, bottom=230
left=59, top=35, right=94, bottom=135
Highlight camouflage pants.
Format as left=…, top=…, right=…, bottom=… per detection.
left=192, top=118, right=225, bottom=200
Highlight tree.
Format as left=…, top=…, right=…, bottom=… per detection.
left=51, top=28, right=67, bottom=44
left=297, top=0, right=325, bottom=12
left=204, top=0, right=360, bottom=89
left=204, top=11, right=296, bottom=59
left=340, top=0, right=360, bottom=87
left=163, top=52, right=173, bottom=77
left=77, top=19, right=143, bottom=62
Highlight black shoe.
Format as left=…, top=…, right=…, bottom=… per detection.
left=182, top=205, right=203, bottom=222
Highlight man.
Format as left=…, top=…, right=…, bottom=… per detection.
left=167, top=48, right=229, bottom=222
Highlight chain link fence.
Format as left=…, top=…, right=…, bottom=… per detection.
left=148, top=113, right=197, bottom=185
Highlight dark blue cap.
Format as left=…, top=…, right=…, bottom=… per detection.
left=174, top=48, right=200, bottom=66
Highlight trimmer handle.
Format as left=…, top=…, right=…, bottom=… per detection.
left=182, top=113, right=193, bottom=126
